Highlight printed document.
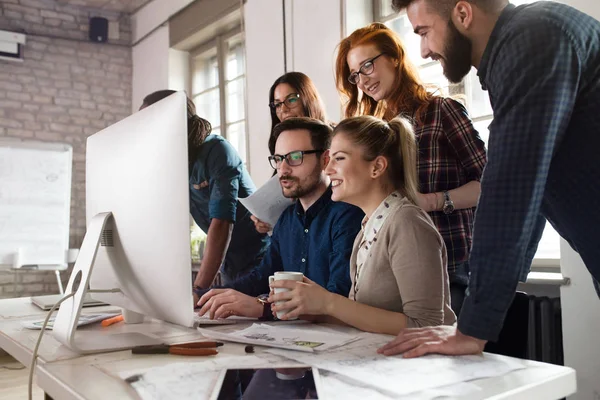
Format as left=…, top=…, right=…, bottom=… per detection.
left=198, top=323, right=359, bottom=352
left=267, top=332, right=526, bottom=397
left=239, top=176, right=292, bottom=227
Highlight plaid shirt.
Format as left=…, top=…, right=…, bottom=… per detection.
left=413, top=97, right=487, bottom=283
left=459, top=2, right=600, bottom=342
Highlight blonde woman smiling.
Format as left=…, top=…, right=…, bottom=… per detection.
left=269, top=116, right=455, bottom=335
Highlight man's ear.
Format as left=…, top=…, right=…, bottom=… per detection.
left=453, top=1, right=474, bottom=31
left=321, top=149, right=331, bottom=170
left=371, top=155, right=388, bottom=179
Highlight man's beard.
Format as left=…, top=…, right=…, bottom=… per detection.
left=280, top=167, right=321, bottom=199
left=440, top=19, right=473, bottom=83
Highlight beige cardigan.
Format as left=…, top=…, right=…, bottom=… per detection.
left=349, top=197, right=456, bottom=328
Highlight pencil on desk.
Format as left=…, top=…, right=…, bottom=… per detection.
left=101, top=314, right=124, bottom=327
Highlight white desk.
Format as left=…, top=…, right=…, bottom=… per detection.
left=0, top=297, right=577, bottom=400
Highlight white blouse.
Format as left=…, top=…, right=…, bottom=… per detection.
left=354, top=191, right=403, bottom=298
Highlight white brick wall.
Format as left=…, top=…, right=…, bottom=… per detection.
left=0, top=0, right=132, bottom=298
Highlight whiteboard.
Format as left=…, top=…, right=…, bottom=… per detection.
left=0, top=140, right=72, bottom=267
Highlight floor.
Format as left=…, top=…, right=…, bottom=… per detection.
left=0, top=354, right=43, bottom=400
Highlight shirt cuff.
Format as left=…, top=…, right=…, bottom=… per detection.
left=193, top=285, right=227, bottom=301
left=457, top=295, right=506, bottom=342
left=209, top=199, right=237, bottom=222
left=193, top=286, right=211, bottom=299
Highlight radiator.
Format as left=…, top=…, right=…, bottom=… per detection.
left=527, top=296, right=564, bottom=365
left=484, top=292, right=564, bottom=365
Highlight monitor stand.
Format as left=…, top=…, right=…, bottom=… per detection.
left=52, top=212, right=162, bottom=354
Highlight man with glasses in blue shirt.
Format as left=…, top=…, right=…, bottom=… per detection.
left=197, top=117, right=363, bottom=320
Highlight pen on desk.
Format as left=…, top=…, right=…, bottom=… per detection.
left=101, top=314, right=124, bottom=327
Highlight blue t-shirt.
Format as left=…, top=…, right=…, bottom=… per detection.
left=189, top=135, right=269, bottom=281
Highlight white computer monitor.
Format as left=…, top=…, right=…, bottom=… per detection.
left=53, top=92, right=195, bottom=353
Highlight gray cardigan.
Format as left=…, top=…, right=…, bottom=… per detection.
left=349, top=197, right=456, bottom=328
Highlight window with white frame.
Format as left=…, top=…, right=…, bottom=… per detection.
left=375, top=0, right=560, bottom=262
left=191, top=31, right=248, bottom=163
left=189, top=30, right=248, bottom=263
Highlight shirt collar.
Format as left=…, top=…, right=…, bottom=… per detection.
left=478, top=3, right=517, bottom=90
left=294, top=185, right=333, bottom=225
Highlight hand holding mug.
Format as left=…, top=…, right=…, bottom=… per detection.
left=269, top=275, right=332, bottom=320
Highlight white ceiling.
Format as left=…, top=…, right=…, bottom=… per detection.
left=54, top=0, right=153, bottom=14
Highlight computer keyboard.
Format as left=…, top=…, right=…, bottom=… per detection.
left=193, top=314, right=238, bottom=326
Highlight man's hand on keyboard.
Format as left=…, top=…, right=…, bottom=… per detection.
left=198, top=289, right=263, bottom=319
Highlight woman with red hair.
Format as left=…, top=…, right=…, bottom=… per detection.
left=335, top=23, right=487, bottom=315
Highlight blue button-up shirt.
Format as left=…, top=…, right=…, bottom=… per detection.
left=189, top=135, right=269, bottom=281
left=230, top=187, right=364, bottom=297
left=460, top=2, right=600, bottom=341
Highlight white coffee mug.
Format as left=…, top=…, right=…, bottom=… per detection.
left=269, top=271, right=304, bottom=320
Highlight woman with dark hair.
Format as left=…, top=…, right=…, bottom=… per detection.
left=140, top=90, right=269, bottom=301
left=267, top=72, right=328, bottom=155
left=251, top=72, right=330, bottom=234
left=335, top=23, right=487, bottom=315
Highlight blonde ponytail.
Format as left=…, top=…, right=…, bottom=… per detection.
left=333, top=115, right=419, bottom=203
left=387, top=117, right=418, bottom=205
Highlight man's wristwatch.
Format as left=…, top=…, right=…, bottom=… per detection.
left=256, top=294, right=275, bottom=321
left=442, top=190, right=455, bottom=214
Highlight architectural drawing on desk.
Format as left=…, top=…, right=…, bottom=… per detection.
left=319, top=369, right=483, bottom=400
left=289, top=340, right=324, bottom=349
left=243, top=332, right=276, bottom=342
left=124, top=363, right=222, bottom=400
left=120, top=354, right=302, bottom=400
left=199, top=323, right=357, bottom=352
left=267, top=333, right=527, bottom=398
left=242, top=332, right=324, bottom=348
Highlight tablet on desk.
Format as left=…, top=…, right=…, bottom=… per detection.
left=210, top=367, right=323, bottom=400
left=31, top=294, right=108, bottom=310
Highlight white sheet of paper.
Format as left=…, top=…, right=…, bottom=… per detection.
left=239, top=175, right=292, bottom=227
left=120, top=353, right=303, bottom=400
left=199, top=323, right=359, bottom=352
left=267, top=332, right=526, bottom=397
left=125, top=366, right=221, bottom=400
left=319, top=369, right=482, bottom=400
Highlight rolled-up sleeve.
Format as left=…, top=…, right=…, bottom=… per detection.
left=205, top=141, right=243, bottom=222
